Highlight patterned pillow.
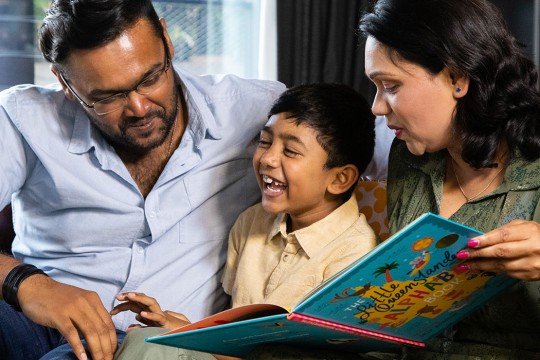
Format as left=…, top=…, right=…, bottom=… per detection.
left=355, top=181, right=389, bottom=241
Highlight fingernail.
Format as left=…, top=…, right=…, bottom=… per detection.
left=456, top=250, right=469, bottom=259
left=80, top=352, right=88, bottom=360
left=468, top=239, right=479, bottom=247
left=453, top=264, right=469, bottom=274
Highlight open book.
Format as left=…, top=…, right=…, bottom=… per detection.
left=146, top=213, right=518, bottom=357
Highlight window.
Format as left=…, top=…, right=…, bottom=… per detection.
left=0, top=0, right=276, bottom=91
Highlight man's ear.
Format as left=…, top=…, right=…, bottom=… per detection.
left=51, top=65, right=75, bottom=101
left=327, top=164, right=359, bottom=196
left=160, top=18, right=176, bottom=59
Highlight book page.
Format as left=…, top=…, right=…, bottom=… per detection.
left=162, top=303, right=288, bottom=335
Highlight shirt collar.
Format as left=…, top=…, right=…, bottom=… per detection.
left=406, top=140, right=540, bottom=199
left=267, top=194, right=360, bottom=258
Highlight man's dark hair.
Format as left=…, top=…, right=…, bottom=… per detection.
left=269, top=83, right=376, bottom=200
left=360, top=0, right=540, bottom=168
left=39, top=0, right=163, bottom=66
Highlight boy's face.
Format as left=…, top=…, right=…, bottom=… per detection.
left=253, top=113, right=341, bottom=230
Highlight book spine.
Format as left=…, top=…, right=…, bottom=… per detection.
left=287, top=313, right=424, bottom=348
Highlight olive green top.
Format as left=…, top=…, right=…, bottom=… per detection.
left=388, top=140, right=540, bottom=358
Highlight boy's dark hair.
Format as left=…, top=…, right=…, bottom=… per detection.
left=360, top=0, right=540, bottom=168
left=268, top=83, right=375, bottom=200
left=39, top=0, right=164, bottom=67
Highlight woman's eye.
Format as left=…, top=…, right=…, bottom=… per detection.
left=382, top=82, right=398, bottom=94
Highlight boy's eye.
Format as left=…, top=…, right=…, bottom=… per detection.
left=284, top=148, right=299, bottom=157
left=257, top=139, right=271, bottom=148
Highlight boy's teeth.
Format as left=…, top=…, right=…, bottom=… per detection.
left=262, top=175, right=286, bottom=187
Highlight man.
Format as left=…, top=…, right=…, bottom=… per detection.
left=0, top=1, right=284, bottom=359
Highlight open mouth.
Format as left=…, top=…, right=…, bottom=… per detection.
left=262, top=174, right=288, bottom=193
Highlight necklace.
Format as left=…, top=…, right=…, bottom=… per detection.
left=167, top=105, right=179, bottom=158
left=450, top=158, right=504, bottom=202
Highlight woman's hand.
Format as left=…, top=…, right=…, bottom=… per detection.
left=110, top=292, right=191, bottom=330
left=457, top=220, right=540, bottom=281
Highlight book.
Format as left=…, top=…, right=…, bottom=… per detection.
left=146, top=213, right=518, bottom=357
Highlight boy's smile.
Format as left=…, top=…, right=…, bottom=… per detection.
left=262, top=174, right=288, bottom=195
left=253, top=113, right=344, bottom=231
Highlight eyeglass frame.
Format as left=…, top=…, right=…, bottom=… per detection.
left=59, top=51, right=171, bottom=116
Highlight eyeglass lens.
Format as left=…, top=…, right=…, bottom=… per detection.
left=94, top=60, right=170, bottom=115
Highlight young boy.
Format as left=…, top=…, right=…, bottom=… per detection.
left=112, top=83, right=377, bottom=359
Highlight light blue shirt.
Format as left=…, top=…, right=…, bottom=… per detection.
left=0, top=68, right=285, bottom=330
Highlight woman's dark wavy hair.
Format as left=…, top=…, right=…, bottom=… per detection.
left=360, top=0, right=540, bottom=168
left=268, top=83, right=375, bottom=200
left=39, top=0, right=164, bottom=67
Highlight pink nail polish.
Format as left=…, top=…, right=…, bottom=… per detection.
left=468, top=239, right=479, bottom=247
left=453, top=264, right=469, bottom=274
left=456, top=251, right=469, bottom=259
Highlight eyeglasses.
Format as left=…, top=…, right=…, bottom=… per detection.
left=60, top=55, right=171, bottom=116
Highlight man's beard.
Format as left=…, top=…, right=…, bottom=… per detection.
left=116, top=107, right=177, bottom=154
left=89, top=88, right=179, bottom=155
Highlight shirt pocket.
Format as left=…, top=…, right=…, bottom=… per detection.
left=178, top=158, right=256, bottom=243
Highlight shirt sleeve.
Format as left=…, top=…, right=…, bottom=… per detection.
left=0, top=95, right=34, bottom=208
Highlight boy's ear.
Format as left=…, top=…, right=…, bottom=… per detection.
left=327, top=165, right=359, bottom=196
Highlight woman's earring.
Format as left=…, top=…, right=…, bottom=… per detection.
left=456, top=87, right=462, bottom=93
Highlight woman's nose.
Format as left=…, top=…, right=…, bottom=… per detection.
left=371, top=90, right=390, bottom=116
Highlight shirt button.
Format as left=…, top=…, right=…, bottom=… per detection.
left=148, top=211, right=156, bottom=218
left=283, top=254, right=289, bottom=262
left=136, top=245, right=144, bottom=254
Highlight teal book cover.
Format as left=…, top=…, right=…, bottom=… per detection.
left=146, top=213, right=518, bottom=357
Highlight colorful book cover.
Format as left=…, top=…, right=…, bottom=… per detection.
left=146, top=213, right=518, bottom=356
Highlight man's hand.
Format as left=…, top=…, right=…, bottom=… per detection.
left=17, top=274, right=117, bottom=360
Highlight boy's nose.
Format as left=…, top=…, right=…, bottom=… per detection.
left=260, top=149, right=279, bottom=168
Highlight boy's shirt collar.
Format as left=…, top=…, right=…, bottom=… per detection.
left=267, top=194, right=360, bottom=258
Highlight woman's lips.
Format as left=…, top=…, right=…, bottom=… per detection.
left=388, top=125, right=403, bottom=139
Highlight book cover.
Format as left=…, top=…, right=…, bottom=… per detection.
left=147, top=213, right=518, bottom=356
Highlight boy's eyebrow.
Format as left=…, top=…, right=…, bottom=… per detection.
left=280, top=133, right=305, bottom=147
left=261, top=126, right=272, bottom=134
left=261, top=126, right=307, bottom=149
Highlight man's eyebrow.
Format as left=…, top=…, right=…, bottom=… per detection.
left=87, top=62, right=163, bottom=99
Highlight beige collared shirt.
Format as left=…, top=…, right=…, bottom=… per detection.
left=221, top=194, right=377, bottom=310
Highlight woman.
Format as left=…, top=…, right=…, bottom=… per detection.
left=360, top=0, right=540, bottom=358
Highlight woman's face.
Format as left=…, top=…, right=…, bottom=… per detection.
left=364, top=36, right=462, bottom=156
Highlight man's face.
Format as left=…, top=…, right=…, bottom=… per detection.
left=57, top=19, right=178, bottom=154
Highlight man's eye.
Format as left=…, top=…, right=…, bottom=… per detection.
left=97, top=94, right=124, bottom=105
left=139, top=73, right=161, bottom=88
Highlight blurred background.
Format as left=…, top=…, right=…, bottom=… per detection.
left=1, top=0, right=537, bottom=94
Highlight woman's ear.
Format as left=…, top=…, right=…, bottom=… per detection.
left=450, top=73, right=470, bottom=98
left=327, top=165, right=359, bottom=196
